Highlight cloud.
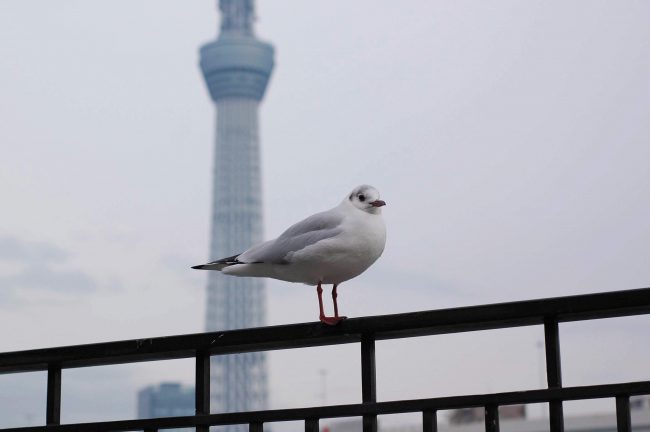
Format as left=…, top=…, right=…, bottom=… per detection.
left=0, top=236, right=68, bottom=263
left=0, top=264, right=97, bottom=293
left=0, top=235, right=104, bottom=307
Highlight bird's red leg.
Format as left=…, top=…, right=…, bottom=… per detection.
left=317, top=282, right=345, bottom=326
left=332, top=284, right=340, bottom=318
left=318, top=284, right=346, bottom=325
left=317, top=282, right=326, bottom=321
left=332, top=284, right=347, bottom=321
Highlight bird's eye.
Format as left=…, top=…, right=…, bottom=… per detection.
left=358, top=194, right=366, bottom=202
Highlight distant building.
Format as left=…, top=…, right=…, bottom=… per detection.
left=323, top=418, right=365, bottom=432
left=380, top=407, right=650, bottom=432
left=449, top=405, right=526, bottom=425
left=448, top=407, right=483, bottom=425
left=632, top=395, right=650, bottom=411
left=137, top=382, right=194, bottom=427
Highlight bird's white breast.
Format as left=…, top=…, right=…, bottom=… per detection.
left=275, top=208, right=386, bottom=285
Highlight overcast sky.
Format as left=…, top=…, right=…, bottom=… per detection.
left=1, top=0, right=649, bottom=430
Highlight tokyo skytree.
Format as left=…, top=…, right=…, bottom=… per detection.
left=199, top=0, right=274, bottom=427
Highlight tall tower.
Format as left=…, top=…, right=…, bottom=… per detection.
left=199, top=0, right=273, bottom=425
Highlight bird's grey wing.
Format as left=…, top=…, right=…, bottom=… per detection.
left=238, top=209, right=344, bottom=264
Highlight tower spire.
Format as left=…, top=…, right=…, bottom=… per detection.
left=219, top=0, right=255, bottom=36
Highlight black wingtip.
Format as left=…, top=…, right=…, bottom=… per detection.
left=191, top=265, right=205, bottom=270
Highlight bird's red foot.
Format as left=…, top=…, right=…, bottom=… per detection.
left=320, top=315, right=348, bottom=326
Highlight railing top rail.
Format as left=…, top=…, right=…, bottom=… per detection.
left=1, top=287, right=649, bottom=374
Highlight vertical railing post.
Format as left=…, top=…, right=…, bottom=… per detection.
left=485, top=404, right=500, bottom=432
left=422, top=410, right=437, bottom=432
left=250, top=422, right=263, bottom=432
left=544, top=317, right=564, bottom=432
left=305, top=418, right=319, bottom=432
left=616, top=395, right=631, bottom=432
left=196, top=350, right=211, bottom=432
left=361, top=334, right=377, bottom=432
left=46, top=364, right=62, bottom=425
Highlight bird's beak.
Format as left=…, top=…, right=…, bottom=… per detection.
left=370, top=200, right=386, bottom=207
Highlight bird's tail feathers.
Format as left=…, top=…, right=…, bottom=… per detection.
left=191, top=262, right=229, bottom=271
left=191, top=253, right=241, bottom=271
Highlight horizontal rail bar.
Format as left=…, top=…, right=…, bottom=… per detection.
left=3, top=380, right=650, bottom=432
left=1, top=287, right=649, bottom=374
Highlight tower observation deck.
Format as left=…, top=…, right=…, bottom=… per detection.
left=199, top=0, right=274, bottom=427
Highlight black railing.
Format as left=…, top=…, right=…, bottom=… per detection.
left=1, top=287, right=650, bottom=432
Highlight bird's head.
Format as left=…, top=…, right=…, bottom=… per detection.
left=346, top=185, right=386, bottom=214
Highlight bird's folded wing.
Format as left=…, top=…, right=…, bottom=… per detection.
left=238, top=210, right=344, bottom=264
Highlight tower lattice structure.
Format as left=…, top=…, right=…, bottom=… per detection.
left=199, top=0, right=274, bottom=428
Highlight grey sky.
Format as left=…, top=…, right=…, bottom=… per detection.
left=1, top=0, right=649, bottom=429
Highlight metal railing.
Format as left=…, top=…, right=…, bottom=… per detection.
left=1, top=287, right=650, bottom=432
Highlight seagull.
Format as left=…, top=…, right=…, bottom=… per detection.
left=192, top=185, right=387, bottom=325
